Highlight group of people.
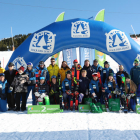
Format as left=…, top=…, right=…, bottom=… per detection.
left=0, top=57, right=139, bottom=112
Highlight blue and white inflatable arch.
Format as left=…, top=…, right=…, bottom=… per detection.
left=6, top=18, right=140, bottom=73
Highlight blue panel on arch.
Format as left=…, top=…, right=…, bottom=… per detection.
left=6, top=18, right=140, bottom=73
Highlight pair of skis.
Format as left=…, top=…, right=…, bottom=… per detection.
left=70, top=67, right=80, bottom=111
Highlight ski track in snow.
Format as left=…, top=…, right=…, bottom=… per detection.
left=0, top=99, right=140, bottom=140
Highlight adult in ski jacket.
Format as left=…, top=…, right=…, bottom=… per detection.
left=49, top=75, right=59, bottom=104
left=25, top=62, right=36, bottom=105
left=59, top=61, right=70, bottom=83
left=116, top=65, right=128, bottom=88
left=130, top=59, right=140, bottom=86
left=81, top=60, right=95, bottom=80
left=36, top=61, right=49, bottom=83
left=79, top=70, right=90, bottom=104
left=0, top=61, right=5, bottom=74
left=0, top=73, right=8, bottom=112
left=71, top=59, right=82, bottom=78
left=10, top=66, right=29, bottom=111
left=101, top=61, right=114, bottom=84
left=92, top=59, right=102, bottom=74
left=47, top=58, right=59, bottom=81
left=4, top=62, right=17, bottom=110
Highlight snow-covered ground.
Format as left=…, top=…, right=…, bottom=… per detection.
left=1, top=97, right=140, bottom=140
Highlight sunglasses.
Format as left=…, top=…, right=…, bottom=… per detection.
left=27, top=66, right=32, bottom=67
left=40, top=64, right=44, bottom=65
left=51, top=61, right=55, bottom=62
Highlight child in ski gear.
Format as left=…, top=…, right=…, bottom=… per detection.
left=4, top=62, right=17, bottom=110
left=59, top=61, right=70, bottom=84
left=80, top=60, right=95, bottom=80
left=47, top=58, right=59, bottom=81
left=36, top=61, right=49, bottom=83
left=121, top=75, right=137, bottom=111
left=116, top=65, right=129, bottom=88
left=25, top=62, right=36, bottom=105
left=79, top=70, right=90, bottom=103
left=49, top=75, right=59, bottom=104
left=62, top=70, right=72, bottom=109
left=103, top=73, right=116, bottom=99
left=10, top=66, right=29, bottom=111
left=130, top=59, right=140, bottom=86
left=92, top=59, right=102, bottom=74
left=0, top=73, right=8, bottom=112
left=89, top=73, right=102, bottom=103
left=34, top=77, right=49, bottom=105
left=0, top=61, right=5, bottom=74
left=101, top=61, right=114, bottom=84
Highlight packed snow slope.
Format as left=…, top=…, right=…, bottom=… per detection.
left=0, top=99, right=140, bottom=140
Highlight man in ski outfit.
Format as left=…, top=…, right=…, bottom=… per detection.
left=36, top=61, right=49, bottom=83
left=25, top=62, right=36, bottom=105
left=80, top=60, right=95, bottom=80
left=47, top=58, right=59, bottom=81
left=4, top=62, right=17, bottom=110
left=92, top=59, right=102, bottom=74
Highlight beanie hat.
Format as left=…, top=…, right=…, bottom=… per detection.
left=8, top=62, right=14, bottom=67
left=18, top=66, right=24, bottom=72
left=126, top=74, right=131, bottom=79
left=109, top=73, right=114, bottom=77
left=73, top=59, right=78, bottom=63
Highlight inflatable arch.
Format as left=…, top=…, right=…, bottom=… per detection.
left=6, top=18, right=140, bottom=73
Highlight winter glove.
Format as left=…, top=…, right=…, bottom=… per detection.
left=9, top=87, right=13, bottom=91
left=50, top=89, right=54, bottom=95
left=27, top=80, right=31, bottom=84
left=38, top=98, right=43, bottom=102
left=108, top=93, right=112, bottom=98
left=92, top=93, right=96, bottom=97
left=127, top=95, right=131, bottom=100
left=131, top=93, right=135, bottom=97
left=121, top=93, right=126, bottom=98
left=79, top=93, right=84, bottom=103
left=75, top=91, right=79, bottom=96
left=40, top=93, right=46, bottom=99
left=66, top=90, right=72, bottom=95
left=34, top=92, right=40, bottom=98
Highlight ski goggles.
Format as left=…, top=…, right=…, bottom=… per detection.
left=51, top=75, right=57, bottom=79
left=40, top=77, right=45, bottom=80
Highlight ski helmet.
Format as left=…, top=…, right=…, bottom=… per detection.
left=92, top=73, right=98, bottom=77
left=39, top=61, right=44, bottom=65
left=40, top=77, right=45, bottom=80
left=27, top=62, right=33, bottom=67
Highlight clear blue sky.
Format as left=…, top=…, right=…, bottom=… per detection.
left=0, top=0, right=140, bottom=39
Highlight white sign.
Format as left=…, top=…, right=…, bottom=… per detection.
left=105, top=29, right=131, bottom=52
left=71, top=21, right=90, bottom=38
left=13, top=57, right=27, bottom=70
left=29, top=31, right=56, bottom=54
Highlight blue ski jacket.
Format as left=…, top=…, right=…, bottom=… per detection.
left=104, top=80, right=115, bottom=94
left=62, top=78, right=72, bottom=93
left=130, top=66, right=140, bottom=86
left=89, top=79, right=100, bottom=94
left=25, top=68, right=36, bottom=85
left=101, top=67, right=114, bottom=84
left=92, top=64, right=102, bottom=73
left=0, top=80, right=8, bottom=100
